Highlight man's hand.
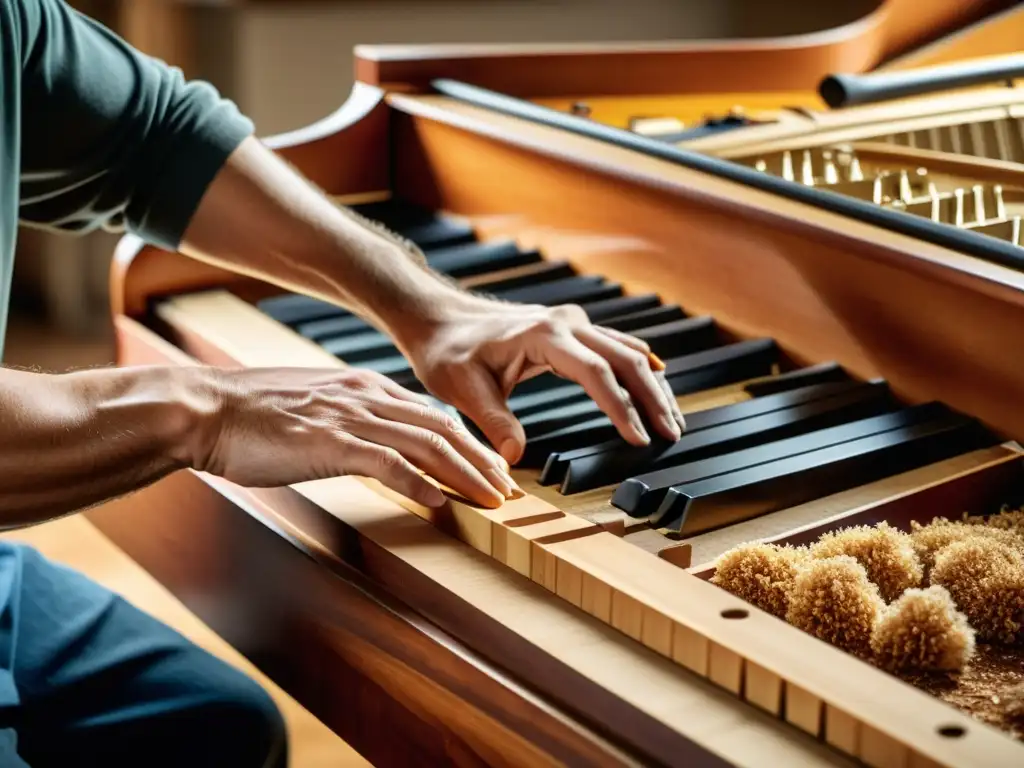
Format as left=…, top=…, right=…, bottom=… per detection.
left=395, top=295, right=687, bottom=465
left=180, top=137, right=686, bottom=483
left=193, top=367, right=519, bottom=508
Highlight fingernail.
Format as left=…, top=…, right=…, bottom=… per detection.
left=629, top=409, right=651, bottom=444
left=486, top=467, right=513, bottom=498
left=421, top=484, right=446, bottom=508
left=648, top=352, right=666, bottom=372
left=503, top=469, right=526, bottom=499
left=499, top=439, right=521, bottom=464
left=492, top=451, right=511, bottom=473
left=660, top=413, right=681, bottom=440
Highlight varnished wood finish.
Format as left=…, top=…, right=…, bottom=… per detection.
left=882, top=3, right=1024, bottom=70
left=91, top=319, right=865, bottom=768
left=353, top=1, right=1013, bottom=98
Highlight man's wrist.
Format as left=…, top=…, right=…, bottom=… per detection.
left=88, top=364, right=226, bottom=472
left=382, top=281, right=484, bottom=353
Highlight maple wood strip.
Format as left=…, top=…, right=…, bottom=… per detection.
left=686, top=86, right=1024, bottom=157
left=745, top=661, right=783, bottom=716
left=850, top=141, right=1024, bottom=188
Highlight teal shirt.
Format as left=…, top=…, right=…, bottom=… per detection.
left=0, top=0, right=254, bottom=358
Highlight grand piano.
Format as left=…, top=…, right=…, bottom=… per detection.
left=87, top=1, right=1024, bottom=766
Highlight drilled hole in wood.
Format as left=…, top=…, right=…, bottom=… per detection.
left=721, top=608, right=749, bottom=620
left=938, top=725, right=966, bottom=738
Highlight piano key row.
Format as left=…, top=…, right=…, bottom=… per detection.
left=254, top=199, right=998, bottom=537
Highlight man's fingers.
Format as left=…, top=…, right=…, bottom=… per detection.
left=337, top=435, right=446, bottom=508
left=450, top=366, right=528, bottom=465
left=352, top=415, right=507, bottom=508
left=539, top=333, right=651, bottom=447
left=369, top=396, right=522, bottom=499
left=595, top=325, right=650, bottom=354
left=577, top=327, right=681, bottom=441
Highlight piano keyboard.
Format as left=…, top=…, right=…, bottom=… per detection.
left=236, top=199, right=1001, bottom=545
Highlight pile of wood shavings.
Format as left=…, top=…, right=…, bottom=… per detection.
left=711, top=509, right=1024, bottom=740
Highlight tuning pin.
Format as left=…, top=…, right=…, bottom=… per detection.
left=821, top=150, right=839, bottom=185
left=781, top=151, right=794, bottom=182
left=801, top=151, right=815, bottom=185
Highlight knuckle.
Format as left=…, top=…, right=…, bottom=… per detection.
left=372, top=446, right=404, bottom=472
left=423, top=430, right=450, bottom=455
left=535, top=317, right=560, bottom=336
left=629, top=351, right=649, bottom=374
left=584, top=357, right=609, bottom=379
left=433, top=412, right=462, bottom=435
left=552, top=304, right=586, bottom=324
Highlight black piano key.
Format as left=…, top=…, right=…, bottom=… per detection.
left=257, top=294, right=344, bottom=326
left=508, top=382, right=588, bottom=417
left=582, top=294, right=662, bottom=323
left=659, top=339, right=778, bottom=402
left=538, top=379, right=874, bottom=487
left=650, top=414, right=993, bottom=535
left=321, top=330, right=397, bottom=362
left=744, top=362, right=850, bottom=397
left=521, top=399, right=605, bottom=438
left=608, top=383, right=897, bottom=517
left=296, top=313, right=373, bottom=342
left=425, top=240, right=542, bottom=278
left=348, top=200, right=435, bottom=229
left=509, top=372, right=564, bottom=396
left=493, top=275, right=623, bottom=306
left=349, top=200, right=478, bottom=250
left=520, top=416, right=619, bottom=467
left=633, top=316, right=717, bottom=359
left=472, top=261, right=577, bottom=293
left=611, top=401, right=943, bottom=519
left=362, top=354, right=413, bottom=377
left=601, top=304, right=685, bottom=332
left=397, top=218, right=476, bottom=250
left=389, top=369, right=425, bottom=392
left=509, top=338, right=779, bottom=464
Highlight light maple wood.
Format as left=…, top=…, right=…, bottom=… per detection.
left=848, top=141, right=1024, bottom=187
left=684, top=86, right=1024, bottom=156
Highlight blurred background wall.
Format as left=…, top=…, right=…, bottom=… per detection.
left=8, top=0, right=876, bottom=370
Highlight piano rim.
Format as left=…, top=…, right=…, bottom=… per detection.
left=428, top=79, right=1024, bottom=274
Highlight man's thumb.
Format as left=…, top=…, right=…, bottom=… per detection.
left=460, top=368, right=526, bottom=466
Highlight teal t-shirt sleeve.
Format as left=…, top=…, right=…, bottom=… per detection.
left=15, top=0, right=255, bottom=251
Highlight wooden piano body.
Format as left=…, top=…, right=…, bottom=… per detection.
left=88, top=4, right=1024, bottom=767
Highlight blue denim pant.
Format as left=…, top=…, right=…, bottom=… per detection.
left=0, top=542, right=287, bottom=767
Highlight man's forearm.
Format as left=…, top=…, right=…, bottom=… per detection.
left=0, top=365, right=215, bottom=528
left=179, top=136, right=468, bottom=349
